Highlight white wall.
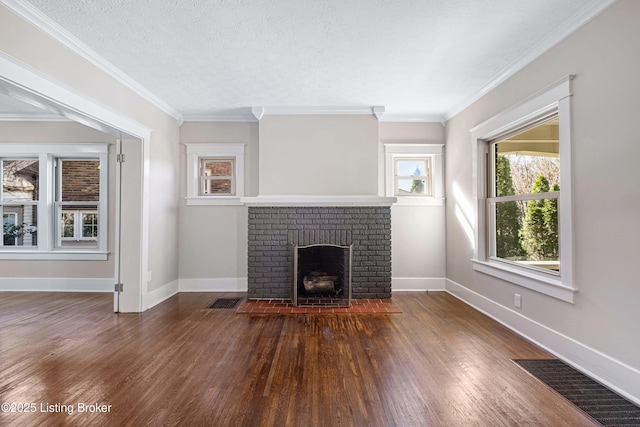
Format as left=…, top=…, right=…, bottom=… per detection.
left=445, top=0, right=640, bottom=402
left=0, top=121, right=116, bottom=286
left=379, top=122, right=446, bottom=290
left=258, top=115, right=379, bottom=195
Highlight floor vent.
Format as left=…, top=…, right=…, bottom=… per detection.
left=207, top=298, right=241, bottom=309
left=514, top=359, right=640, bottom=426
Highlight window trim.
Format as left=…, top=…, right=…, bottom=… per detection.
left=384, top=143, right=444, bottom=206
left=0, top=143, right=108, bottom=260
left=185, top=143, right=245, bottom=206
left=469, top=75, right=576, bottom=303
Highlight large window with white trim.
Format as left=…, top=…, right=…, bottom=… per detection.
left=470, top=76, right=575, bottom=303
left=487, top=113, right=560, bottom=273
left=0, top=143, right=108, bottom=259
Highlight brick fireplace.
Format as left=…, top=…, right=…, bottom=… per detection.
left=246, top=204, right=392, bottom=300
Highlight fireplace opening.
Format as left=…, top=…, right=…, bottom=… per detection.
left=293, top=244, right=352, bottom=307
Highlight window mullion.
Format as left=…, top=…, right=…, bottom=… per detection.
left=36, top=153, right=52, bottom=251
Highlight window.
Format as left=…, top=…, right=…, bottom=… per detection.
left=200, top=157, right=235, bottom=196
left=0, top=143, right=108, bottom=260
left=395, top=158, right=431, bottom=196
left=470, top=76, right=575, bottom=303
left=384, top=144, right=443, bottom=205
left=185, top=143, right=245, bottom=206
left=488, top=113, right=560, bottom=272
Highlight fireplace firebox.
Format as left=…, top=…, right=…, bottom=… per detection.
left=293, top=244, right=352, bottom=307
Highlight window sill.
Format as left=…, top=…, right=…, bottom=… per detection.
left=393, top=197, right=444, bottom=207
left=471, top=259, right=576, bottom=303
left=185, top=196, right=244, bottom=206
left=0, top=251, right=109, bottom=261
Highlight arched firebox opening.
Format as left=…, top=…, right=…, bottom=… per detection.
left=293, top=244, right=352, bottom=307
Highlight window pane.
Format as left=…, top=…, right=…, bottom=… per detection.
left=203, top=160, right=233, bottom=177
left=493, top=197, right=559, bottom=273
left=2, top=160, right=39, bottom=201
left=82, top=213, right=98, bottom=238
left=61, top=212, right=75, bottom=238
left=60, top=160, right=100, bottom=202
left=494, top=119, right=560, bottom=197
left=59, top=207, right=98, bottom=248
left=397, top=178, right=427, bottom=195
left=2, top=205, right=38, bottom=247
left=396, top=160, right=426, bottom=177
left=203, top=178, right=233, bottom=195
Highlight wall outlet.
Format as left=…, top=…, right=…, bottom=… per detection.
left=147, top=271, right=152, bottom=282
left=514, top=293, right=522, bottom=309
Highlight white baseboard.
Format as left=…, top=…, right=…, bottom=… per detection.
left=0, top=277, right=113, bottom=292
left=392, top=277, right=446, bottom=291
left=445, top=278, right=640, bottom=405
left=179, top=277, right=248, bottom=292
left=142, top=279, right=179, bottom=310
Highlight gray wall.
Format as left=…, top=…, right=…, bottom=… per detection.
left=178, top=122, right=258, bottom=281
left=445, top=0, right=639, bottom=388
left=1, top=3, right=181, bottom=307
left=258, top=115, right=379, bottom=195
left=380, top=122, right=446, bottom=286
left=179, top=119, right=448, bottom=291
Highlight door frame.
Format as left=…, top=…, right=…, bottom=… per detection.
left=0, top=51, right=152, bottom=312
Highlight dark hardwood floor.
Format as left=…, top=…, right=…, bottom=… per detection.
left=0, top=291, right=597, bottom=426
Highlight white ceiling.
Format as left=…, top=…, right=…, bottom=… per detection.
left=3, top=0, right=616, bottom=121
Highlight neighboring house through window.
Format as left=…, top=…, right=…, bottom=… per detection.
left=185, top=143, right=245, bottom=205
left=0, top=143, right=108, bottom=260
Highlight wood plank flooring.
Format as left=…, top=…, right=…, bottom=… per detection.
left=0, top=291, right=597, bottom=426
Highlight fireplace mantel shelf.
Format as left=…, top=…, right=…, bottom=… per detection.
left=241, top=195, right=397, bottom=207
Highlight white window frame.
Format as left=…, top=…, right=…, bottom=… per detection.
left=185, top=143, right=245, bottom=206
left=0, top=143, right=108, bottom=260
left=469, top=76, right=576, bottom=303
left=384, top=143, right=444, bottom=206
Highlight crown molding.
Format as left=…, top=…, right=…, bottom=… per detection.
left=1, top=0, right=184, bottom=123
left=182, top=110, right=258, bottom=122
left=257, top=106, right=386, bottom=118
left=182, top=106, right=389, bottom=122
left=443, top=0, right=618, bottom=121
left=378, top=113, right=444, bottom=123
left=0, top=113, right=70, bottom=121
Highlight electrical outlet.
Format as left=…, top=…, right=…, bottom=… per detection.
left=514, top=293, right=522, bottom=309
left=147, top=271, right=152, bottom=282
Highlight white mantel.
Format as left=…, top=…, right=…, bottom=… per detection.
left=240, top=195, right=397, bottom=207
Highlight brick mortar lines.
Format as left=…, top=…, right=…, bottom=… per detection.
left=247, top=206, right=391, bottom=300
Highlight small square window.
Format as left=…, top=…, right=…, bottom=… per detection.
left=394, top=158, right=432, bottom=196
left=384, top=143, right=443, bottom=206
left=200, top=158, right=235, bottom=196
left=185, top=143, right=245, bottom=206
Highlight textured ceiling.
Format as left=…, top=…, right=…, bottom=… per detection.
left=8, top=1, right=610, bottom=120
